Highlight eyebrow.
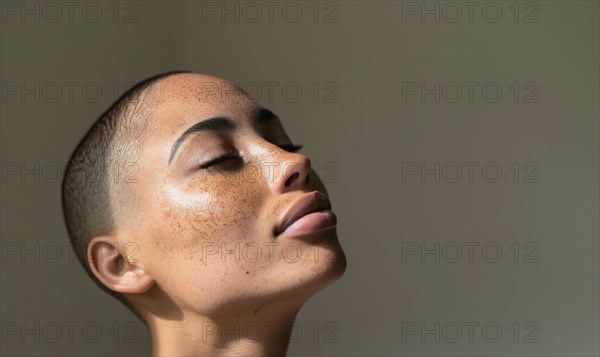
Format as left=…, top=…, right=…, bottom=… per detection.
left=168, top=108, right=278, bottom=165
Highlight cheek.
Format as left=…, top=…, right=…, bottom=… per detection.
left=154, top=175, right=266, bottom=256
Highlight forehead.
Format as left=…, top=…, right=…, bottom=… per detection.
left=149, top=73, right=258, bottom=128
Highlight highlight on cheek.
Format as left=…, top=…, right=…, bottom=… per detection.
left=162, top=184, right=216, bottom=210
left=161, top=185, right=222, bottom=233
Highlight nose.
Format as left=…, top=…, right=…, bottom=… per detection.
left=270, top=151, right=312, bottom=194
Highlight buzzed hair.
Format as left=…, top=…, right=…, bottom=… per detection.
left=61, top=70, right=192, bottom=309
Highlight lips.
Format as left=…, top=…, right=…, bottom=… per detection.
left=275, top=191, right=334, bottom=237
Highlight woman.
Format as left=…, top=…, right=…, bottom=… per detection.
left=61, top=71, right=347, bottom=356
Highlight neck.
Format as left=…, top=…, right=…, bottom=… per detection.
left=146, top=299, right=304, bottom=357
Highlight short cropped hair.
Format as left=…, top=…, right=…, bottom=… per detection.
left=61, top=70, right=192, bottom=309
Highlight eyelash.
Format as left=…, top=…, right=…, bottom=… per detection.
left=199, top=144, right=304, bottom=169
left=278, top=144, right=303, bottom=153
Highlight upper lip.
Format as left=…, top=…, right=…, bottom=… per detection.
left=275, top=191, right=332, bottom=236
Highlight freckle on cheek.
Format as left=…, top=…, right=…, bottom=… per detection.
left=158, top=170, right=266, bottom=258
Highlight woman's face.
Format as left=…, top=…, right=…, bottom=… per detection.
left=127, top=74, right=346, bottom=317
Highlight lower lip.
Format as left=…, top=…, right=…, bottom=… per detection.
left=278, top=210, right=337, bottom=238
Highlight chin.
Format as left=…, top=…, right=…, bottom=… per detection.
left=297, top=229, right=347, bottom=294
left=317, top=243, right=347, bottom=286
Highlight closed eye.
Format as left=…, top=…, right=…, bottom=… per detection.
left=199, top=144, right=303, bottom=170
left=199, top=151, right=241, bottom=169
left=278, top=144, right=303, bottom=153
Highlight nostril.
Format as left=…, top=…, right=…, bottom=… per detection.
left=285, top=172, right=300, bottom=187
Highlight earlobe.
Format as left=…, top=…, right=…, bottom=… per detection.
left=87, top=236, right=154, bottom=295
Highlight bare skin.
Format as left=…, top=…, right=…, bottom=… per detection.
left=87, top=73, right=347, bottom=356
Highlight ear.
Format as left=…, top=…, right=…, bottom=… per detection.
left=87, top=235, right=154, bottom=295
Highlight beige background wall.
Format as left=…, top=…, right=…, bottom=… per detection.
left=1, top=1, right=598, bottom=356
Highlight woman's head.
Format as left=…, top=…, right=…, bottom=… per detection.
left=62, top=72, right=346, bottom=322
